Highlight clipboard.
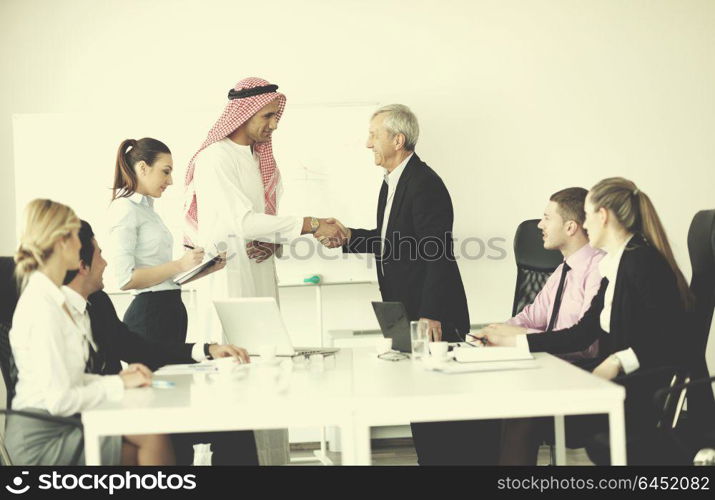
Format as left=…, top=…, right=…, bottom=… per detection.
left=173, top=255, right=221, bottom=285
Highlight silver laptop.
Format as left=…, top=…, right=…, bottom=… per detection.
left=213, top=297, right=338, bottom=357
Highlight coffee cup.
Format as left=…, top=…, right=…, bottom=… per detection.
left=429, top=341, right=449, bottom=359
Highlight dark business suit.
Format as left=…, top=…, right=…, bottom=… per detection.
left=344, top=153, right=470, bottom=336
left=528, top=235, right=688, bottom=438
left=87, top=291, right=193, bottom=374
left=87, top=290, right=259, bottom=465
left=344, top=153, right=487, bottom=465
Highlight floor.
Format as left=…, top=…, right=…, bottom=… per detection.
left=288, top=439, right=595, bottom=466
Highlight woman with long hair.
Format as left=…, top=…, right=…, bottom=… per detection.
left=109, top=138, right=224, bottom=345
left=7, top=199, right=174, bottom=465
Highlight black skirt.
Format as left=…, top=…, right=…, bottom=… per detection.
left=123, top=290, right=187, bottom=345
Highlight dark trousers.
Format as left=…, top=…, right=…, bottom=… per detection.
left=410, top=413, right=608, bottom=466
left=409, top=323, right=503, bottom=466
left=411, top=419, right=501, bottom=465
left=170, top=431, right=259, bottom=466
left=123, top=290, right=188, bottom=345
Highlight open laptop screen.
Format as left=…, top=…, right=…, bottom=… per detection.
left=371, top=301, right=412, bottom=353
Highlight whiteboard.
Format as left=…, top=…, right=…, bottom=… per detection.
left=13, top=105, right=381, bottom=290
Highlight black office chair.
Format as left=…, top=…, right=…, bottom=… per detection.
left=681, top=209, right=715, bottom=430
left=0, top=257, right=83, bottom=466
left=0, top=257, right=18, bottom=326
left=585, top=209, right=715, bottom=465
left=653, top=375, right=715, bottom=464
left=512, top=219, right=563, bottom=316
left=584, top=364, right=688, bottom=465
left=635, top=210, right=715, bottom=464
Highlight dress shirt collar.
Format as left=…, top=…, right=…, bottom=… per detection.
left=61, top=286, right=88, bottom=316
left=29, top=271, right=66, bottom=308
left=598, top=234, right=634, bottom=280
left=383, top=153, right=413, bottom=191
left=564, top=243, right=601, bottom=273
left=127, top=191, right=154, bottom=207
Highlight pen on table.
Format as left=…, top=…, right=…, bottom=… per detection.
left=466, top=333, right=488, bottom=345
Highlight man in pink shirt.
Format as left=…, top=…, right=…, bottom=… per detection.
left=481, top=187, right=604, bottom=464
left=484, top=187, right=604, bottom=361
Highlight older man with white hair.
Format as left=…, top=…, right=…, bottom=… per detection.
left=333, top=104, right=485, bottom=465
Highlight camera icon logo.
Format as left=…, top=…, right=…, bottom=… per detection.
left=5, top=471, right=30, bottom=494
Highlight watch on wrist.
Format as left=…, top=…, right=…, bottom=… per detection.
left=310, top=216, right=320, bottom=234
left=204, top=343, right=216, bottom=360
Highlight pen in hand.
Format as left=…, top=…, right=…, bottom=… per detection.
left=466, top=333, right=488, bottom=346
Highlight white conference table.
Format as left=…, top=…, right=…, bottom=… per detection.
left=81, top=351, right=356, bottom=466
left=82, top=348, right=626, bottom=465
left=344, top=349, right=626, bottom=465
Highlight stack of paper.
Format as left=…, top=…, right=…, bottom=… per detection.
left=452, top=345, right=533, bottom=363
left=433, top=359, right=538, bottom=374
left=154, top=363, right=218, bottom=375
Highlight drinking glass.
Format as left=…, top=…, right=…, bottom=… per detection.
left=410, top=319, right=430, bottom=360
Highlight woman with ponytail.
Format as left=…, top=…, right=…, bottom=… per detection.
left=481, top=177, right=691, bottom=464
left=7, top=199, right=174, bottom=465
left=109, top=138, right=223, bottom=345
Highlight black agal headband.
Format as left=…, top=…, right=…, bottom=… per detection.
left=227, top=84, right=279, bottom=100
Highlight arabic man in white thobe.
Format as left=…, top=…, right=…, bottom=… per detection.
left=184, top=77, right=346, bottom=465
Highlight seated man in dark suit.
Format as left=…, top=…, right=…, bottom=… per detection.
left=62, top=220, right=259, bottom=465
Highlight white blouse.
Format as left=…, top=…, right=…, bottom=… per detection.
left=108, top=192, right=179, bottom=294
left=598, top=235, right=640, bottom=374
left=10, top=272, right=123, bottom=416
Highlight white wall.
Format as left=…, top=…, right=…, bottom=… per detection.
left=1, top=0, right=714, bottom=371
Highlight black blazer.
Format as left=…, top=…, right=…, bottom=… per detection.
left=527, top=235, right=687, bottom=371
left=87, top=290, right=195, bottom=375
left=343, top=154, right=470, bottom=336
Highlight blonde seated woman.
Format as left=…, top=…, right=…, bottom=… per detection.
left=5, top=199, right=175, bottom=465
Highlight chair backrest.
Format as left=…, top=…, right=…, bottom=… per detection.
left=0, top=257, right=18, bottom=326
left=0, top=257, right=19, bottom=410
left=0, top=322, right=17, bottom=410
left=685, top=209, right=715, bottom=427
left=511, top=219, right=563, bottom=316
left=688, top=210, right=715, bottom=358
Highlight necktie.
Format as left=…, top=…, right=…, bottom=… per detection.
left=546, top=262, right=571, bottom=332
left=83, top=303, right=102, bottom=374
left=85, top=340, right=101, bottom=374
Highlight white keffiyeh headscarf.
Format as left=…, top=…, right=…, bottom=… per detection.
left=183, top=77, right=286, bottom=245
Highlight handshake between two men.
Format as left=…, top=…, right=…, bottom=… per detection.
left=245, top=217, right=351, bottom=263
left=313, top=218, right=351, bottom=249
